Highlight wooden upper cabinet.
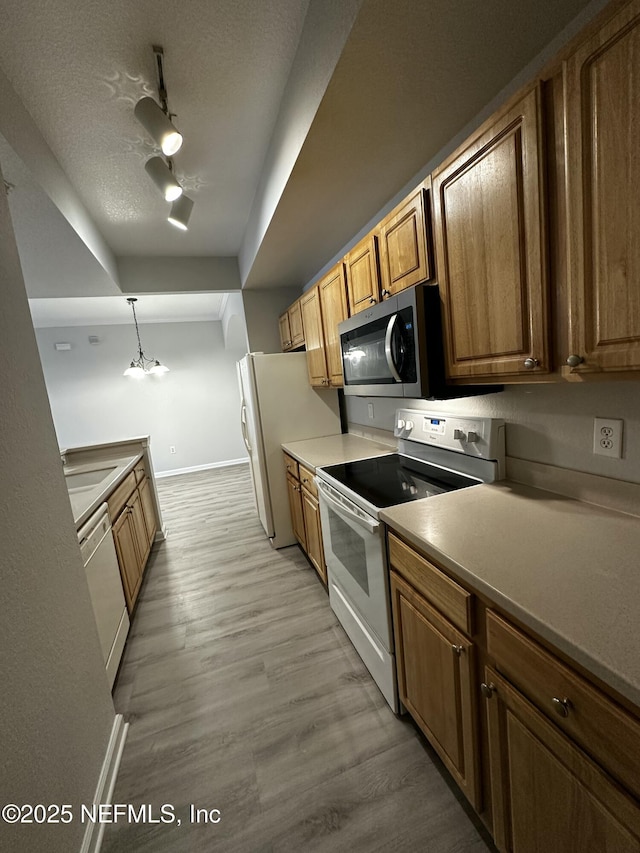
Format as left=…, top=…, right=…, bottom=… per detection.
left=279, top=300, right=304, bottom=352
left=564, top=0, right=640, bottom=375
left=318, top=263, right=349, bottom=386
left=432, top=85, right=550, bottom=381
left=344, top=233, right=381, bottom=315
left=278, top=311, right=292, bottom=351
left=288, top=299, right=304, bottom=349
left=300, top=285, right=329, bottom=386
left=378, top=183, right=434, bottom=298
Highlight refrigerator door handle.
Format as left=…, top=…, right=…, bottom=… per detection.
left=240, top=403, right=252, bottom=452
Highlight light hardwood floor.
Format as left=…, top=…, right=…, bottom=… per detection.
left=102, top=464, right=494, bottom=852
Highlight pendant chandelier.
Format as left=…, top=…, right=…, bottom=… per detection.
left=123, top=298, right=169, bottom=378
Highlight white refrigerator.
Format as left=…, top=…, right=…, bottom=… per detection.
left=238, top=352, right=341, bottom=549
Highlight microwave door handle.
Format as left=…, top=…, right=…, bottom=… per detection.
left=384, top=313, right=402, bottom=382
left=316, top=479, right=379, bottom=535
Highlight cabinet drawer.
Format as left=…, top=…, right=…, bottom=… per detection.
left=487, top=609, right=640, bottom=798
left=299, top=464, right=317, bottom=497
left=283, top=452, right=299, bottom=480
left=388, top=533, right=473, bottom=634
left=134, top=461, right=146, bottom=483
left=107, top=471, right=137, bottom=520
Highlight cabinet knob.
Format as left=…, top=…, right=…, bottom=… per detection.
left=381, top=288, right=390, bottom=297
left=524, top=358, right=539, bottom=369
left=369, top=297, right=377, bottom=304
left=452, top=644, right=464, bottom=656
left=480, top=682, right=495, bottom=699
left=552, top=697, right=571, bottom=718
left=566, top=354, right=584, bottom=368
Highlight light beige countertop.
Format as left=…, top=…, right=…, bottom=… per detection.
left=65, top=453, right=142, bottom=529
left=380, top=480, right=640, bottom=708
left=282, top=433, right=394, bottom=471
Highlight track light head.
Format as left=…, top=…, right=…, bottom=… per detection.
left=134, top=96, right=183, bottom=156
left=168, top=195, right=194, bottom=231
left=144, top=157, right=183, bottom=202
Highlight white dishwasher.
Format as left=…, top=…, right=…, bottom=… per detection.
left=78, top=503, right=129, bottom=688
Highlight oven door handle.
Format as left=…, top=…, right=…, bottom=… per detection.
left=316, top=478, right=380, bottom=534
left=384, top=313, right=402, bottom=382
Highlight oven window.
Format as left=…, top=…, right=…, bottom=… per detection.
left=328, top=511, right=369, bottom=595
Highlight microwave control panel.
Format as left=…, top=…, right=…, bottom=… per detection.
left=394, top=408, right=505, bottom=462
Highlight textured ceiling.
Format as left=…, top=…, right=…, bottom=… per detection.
left=0, top=0, right=310, bottom=255
left=29, top=293, right=229, bottom=328
left=0, top=0, right=602, bottom=298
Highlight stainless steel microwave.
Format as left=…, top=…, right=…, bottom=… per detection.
left=339, top=284, right=502, bottom=399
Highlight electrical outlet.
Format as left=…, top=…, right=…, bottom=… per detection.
left=367, top=403, right=374, bottom=420
left=170, top=445, right=176, bottom=454
left=593, top=418, right=623, bottom=458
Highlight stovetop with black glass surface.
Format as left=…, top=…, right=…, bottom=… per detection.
left=319, top=452, right=480, bottom=510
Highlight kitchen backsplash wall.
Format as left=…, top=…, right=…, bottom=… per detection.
left=346, top=381, right=640, bottom=485
left=35, top=320, right=248, bottom=474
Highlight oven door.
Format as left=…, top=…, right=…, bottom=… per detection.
left=316, top=477, right=392, bottom=649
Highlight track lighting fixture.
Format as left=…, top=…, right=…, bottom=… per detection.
left=135, top=45, right=195, bottom=227
left=123, top=298, right=169, bottom=378
left=144, top=156, right=183, bottom=202
left=168, top=194, right=194, bottom=230
left=134, top=96, right=183, bottom=157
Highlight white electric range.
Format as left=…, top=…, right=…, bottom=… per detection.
left=315, top=409, right=505, bottom=712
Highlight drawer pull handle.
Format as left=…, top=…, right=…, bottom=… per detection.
left=452, top=644, right=464, bottom=656
left=480, top=682, right=495, bottom=699
left=552, top=697, right=571, bottom=718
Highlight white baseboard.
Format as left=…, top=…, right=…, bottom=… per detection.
left=79, top=714, right=129, bottom=853
left=155, top=457, right=249, bottom=479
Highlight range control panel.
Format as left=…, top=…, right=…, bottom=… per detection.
left=394, top=409, right=505, bottom=461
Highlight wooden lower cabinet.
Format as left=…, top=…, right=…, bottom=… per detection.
left=484, top=666, right=640, bottom=853
left=112, top=494, right=144, bottom=612
left=286, top=471, right=306, bottom=549
left=388, top=531, right=640, bottom=850
left=391, top=569, right=480, bottom=808
left=283, top=454, right=327, bottom=585
left=138, top=476, right=157, bottom=551
left=301, top=486, right=326, bottom=584
left=110, top=470, right=157, bottom=613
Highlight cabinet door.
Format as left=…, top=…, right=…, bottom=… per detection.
left=432, top=85, right=550, bottom=380
left=285, top=472, right=306, bottom=549
left=344, top=234, right=381, bottom=315
left=129, top=488, right=150, bottom=568
left=378, top=185, right=434, bottom=298
left=391, top=571, right=480, bottom=808
left=301, top=486, right=326, bottom=584
left=484, top=667, right=640, bottom=853
left=289, top=300, right=305, bottom=348
left=279, top=312, right=292, bottom=351
left=300, top=286, right=329, bottom=386
left=112, top=509, right=143, bottom=612
left=138, top=477, right=157, bottom=551
left=564, top=1, right=640, bottom=374
left=319, top=263, right=348, bottom=387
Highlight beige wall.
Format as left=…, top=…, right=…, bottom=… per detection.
left=0, top=168, right=115, bottom=852
left=346, top=381, right=640, bottom=484
left=242, top=286, right=301, bottom=353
